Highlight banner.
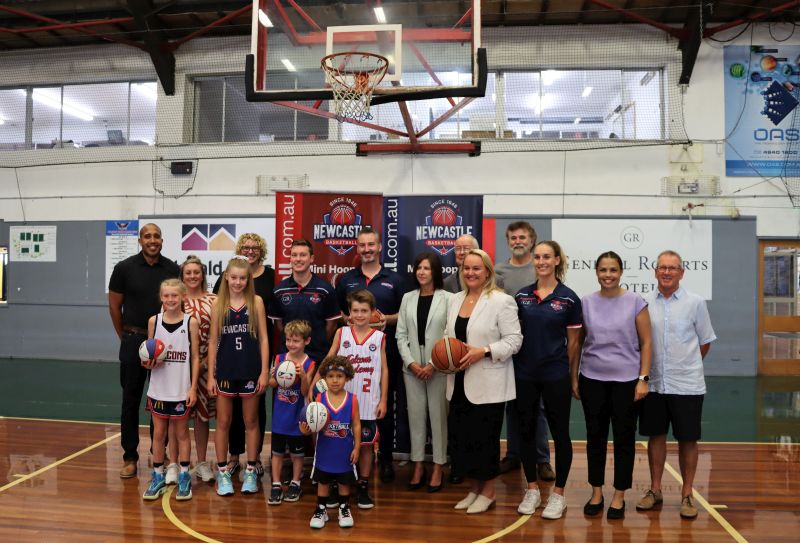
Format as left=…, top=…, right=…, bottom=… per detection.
left=724, top=45, right=800, bottom=177
left=552, top=219, right=713, bottom=300
left=275, top=192, right=384, bottom=286
left=151, top=217, right=276, bottom=291
left=105, top=220, right=139, bottom=293
left=382, top=195, right=483, bottom=276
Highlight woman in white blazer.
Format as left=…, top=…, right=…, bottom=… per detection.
left=396, top=252, right=452, bottom=492
left=446, top=249, right=522, bottom=514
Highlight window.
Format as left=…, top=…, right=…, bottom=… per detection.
left=0, top=81, right=156, bottom=150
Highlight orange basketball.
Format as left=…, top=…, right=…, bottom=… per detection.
left=431, top=337, right=469, bottom=374
left=369, top=309, right=384, bottom=328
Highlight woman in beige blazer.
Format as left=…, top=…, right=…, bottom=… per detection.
left=446, top=249, right=522, bottom=514
left=396, top=252, right=452, bottom=492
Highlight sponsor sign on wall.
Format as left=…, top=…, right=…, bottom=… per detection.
left=724, top=45, right=800, bottom=176
left=105, top=220, right=139, bottom=293
left=552, top=219, right=712, bottom=299
left=382, top=195, right=483, bottom=276
left=154, top=217, right=276, bottom=291
left=275, top=192, right=384, bottom=286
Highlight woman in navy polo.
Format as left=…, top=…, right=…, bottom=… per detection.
left=513, top=240, right=582, bottom=520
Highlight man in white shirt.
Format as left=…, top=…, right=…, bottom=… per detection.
left=636, top=250, right=716, bottom=519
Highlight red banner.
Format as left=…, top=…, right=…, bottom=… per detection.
left=275, top=191, right=384, bottom=286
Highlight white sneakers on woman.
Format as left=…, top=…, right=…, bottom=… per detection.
left=517, top=488, right=542, bottom=515
left=541, top=493, right=567, bottom=519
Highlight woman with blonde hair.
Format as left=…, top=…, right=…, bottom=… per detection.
left=446, top=249, right=522, bottom=514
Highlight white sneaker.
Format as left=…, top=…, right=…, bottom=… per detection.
left=517, top=488, right=542, bottom=515
left=165, top=463, right=180, bottom=485
left=455, top=492, right=478, bottom=510
left=195, top=461, right=214, bottom=483
left=541, top=493, right=567, bottom=519
left=310, top=507, right=329, bottom=529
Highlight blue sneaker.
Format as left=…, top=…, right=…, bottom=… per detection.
left=216, top=470, right=234, bottom=496
left=142, top=472, right=166, bottom=500
left=241, top=469, right=258, bottom=494
left=176, top=471, right=192, bottom=501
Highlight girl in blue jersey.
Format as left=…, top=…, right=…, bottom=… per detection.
left=268, top=319, right=314, bottom=505
left=207, top=256, right=270, bottom=496
left=300, top=355, right=361, bottom=529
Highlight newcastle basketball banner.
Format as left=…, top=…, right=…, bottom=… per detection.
left=275, top=191, right=384, bottom=286
left=382, top=195, right=483, bottom=276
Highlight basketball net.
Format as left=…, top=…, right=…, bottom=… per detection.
left=322, top=52, right=389, bottom=122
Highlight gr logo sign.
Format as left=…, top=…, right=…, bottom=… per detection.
left=620, top=226, right=643, bottom=249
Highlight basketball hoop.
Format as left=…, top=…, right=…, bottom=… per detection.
left=321, top=52, right=389, bottom=122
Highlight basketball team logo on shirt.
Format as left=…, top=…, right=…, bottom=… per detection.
left=245, top=380, right=255, bottom=391
left=312, top=197, right=366, bottom=256
left=550, top=300, right=566, bottom=311
left=280, top=294, right=292, bottom=305
left=324, top=420, right=350, bottom=438
left=369, top=344, right=377, bottom=352
left=416, top=199, right=472, bottom=257
left=309, top=293, right=321, bottom=304
left=342, top=340, right=351, bottom=349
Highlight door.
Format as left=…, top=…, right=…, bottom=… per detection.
left=759, top=240, right=800, bottom=375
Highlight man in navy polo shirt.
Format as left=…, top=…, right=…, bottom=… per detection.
left=269, top=239, right=340, bottom=364
left=335, top=226, right=408, bottom=482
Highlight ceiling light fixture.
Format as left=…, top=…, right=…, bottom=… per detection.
left=374, top=7, right=387, bottom=24
left=24, top=89, right=94, bottom=121
left=582, top=86, right=593, bottom=98
left=281, top=59, right=297, bottom=72
left=258, top=9, right=274, bottom=27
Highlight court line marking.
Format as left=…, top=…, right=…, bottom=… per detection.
left=638, top=442, right=748, bottom=543
left=0, top=432, right=121, bottom=493
left=162, top=486, right=223, bottom=543
left=0, top=415, right=115, bottom=426
left=472, top=514, right=532, bottom=543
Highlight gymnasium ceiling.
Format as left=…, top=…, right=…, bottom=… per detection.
left=1, top=1, right=798, bottom=93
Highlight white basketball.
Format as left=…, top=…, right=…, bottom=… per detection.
left=315, top=379, right=328, bottom=394
left=275, top=360, right=297, bottom=388
left=305, top=402, right=329, bottom=433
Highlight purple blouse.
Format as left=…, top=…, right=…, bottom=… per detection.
left=580, top=290, right=647, bottom=382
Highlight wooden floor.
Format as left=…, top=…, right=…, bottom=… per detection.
left=0, top=418, right=798, bottom=542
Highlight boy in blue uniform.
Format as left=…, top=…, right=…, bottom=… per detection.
left=268, top=320, right=315, bottom=505
left=301, top=355, right=361, bottom=529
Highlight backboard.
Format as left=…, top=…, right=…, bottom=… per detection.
left=246, top=0, right=485, bottom=106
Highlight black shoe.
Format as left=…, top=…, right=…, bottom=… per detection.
left=357, top=481, right=374, bottom=509
left=583, top=497, right=604, bottom=516
left=426, top=482, right=443, bottom=493
left=499, top=456, right=521, bottom=474
left=379, top=462, right=395, bottom=483
left=448, top=472, right=464, bottom=485
left=407, top=467, right=426, bottom=490
left=607, top=501, right=625, bottom=520
left=326, top=484, right=339, bottom=509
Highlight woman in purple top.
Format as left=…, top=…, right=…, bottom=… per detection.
left=575, top=251, right=652, bottom=520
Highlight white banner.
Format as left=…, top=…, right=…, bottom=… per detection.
left=105, top=220, right=140, bottom=293
left=552, top=219, right=713, bottom=300
left=152, top=217, right=276, bottom=291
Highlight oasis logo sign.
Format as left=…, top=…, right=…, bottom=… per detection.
left=312, top=197, right=366, bottom=256
left=181, top=224, right=236, bottom=251
left=415, top=199, right=472, bottom=256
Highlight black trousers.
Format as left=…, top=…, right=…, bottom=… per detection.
left=516, top=376, right=573, bottom=488
left=449, top=379, right=504, bottom=482
left=119, top=332, right=152, bottom=462
left=378, top=341, right=410, bottom=461
left=228, top=393, right=267, bottom=458
left=579, top=374, right=638, bottom=491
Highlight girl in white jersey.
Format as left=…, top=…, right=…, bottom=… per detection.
left=142, top=279, right=200, bottom=502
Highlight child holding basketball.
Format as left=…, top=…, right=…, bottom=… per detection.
left=268, top=319, right=315, bottom=505
left=142, top=278, right=200, bottom=502
left=207, top=256, right=270, bottom=496
left=300, top=355, right=361, bottom=529
left=317, top=289, right=388, bottom=509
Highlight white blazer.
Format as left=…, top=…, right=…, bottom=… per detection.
left=396, top=289, right=452, bottom=372
left=445, top=289, right=522, bottom=405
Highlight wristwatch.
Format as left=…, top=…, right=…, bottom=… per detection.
left=638, top=375, right=650, bottom=382
left=484, top=346, right=492, bottom=359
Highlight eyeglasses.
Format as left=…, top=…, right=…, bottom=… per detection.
left=454, top=246, right=473, bottom=254
left=656, top=266, right=681, bottom=273
left=240, top=246, right=260, bottom=254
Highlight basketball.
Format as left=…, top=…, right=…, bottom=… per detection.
left=275, top=360, right=297, bottom=388
left=315, top=379, right=328, bottom=394
left=138, top=339, right=167, bottom=365
left=305, top=402, right=329, bottom=433
left=430, top=336, right=468, bottom=374
left=369, top=309, right=384, bottom=328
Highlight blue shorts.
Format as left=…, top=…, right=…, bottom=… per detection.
left=217, top=378, right=259, bottom=397
left=147, top=397, right=191, bottom=420
left=359, top=420, right=379, bottom=446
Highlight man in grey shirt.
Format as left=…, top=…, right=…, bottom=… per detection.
left=495, top=221, right=554, bottom=481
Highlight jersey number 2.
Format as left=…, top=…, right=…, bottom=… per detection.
left=362, top=377, right=371, bottom=393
